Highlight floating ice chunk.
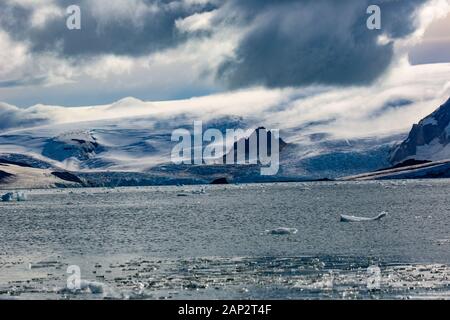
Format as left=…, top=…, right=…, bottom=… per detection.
left=191, top=188, right=206, bottom=195
left=28, top=260, right=60, bottom=269
left=436, top=239, right=450, bottom=246
left=16, top=192, right=27, bottom=201
left=80, top=280, right=105, bottom=294
left=1, top=192, right=14, bottom=202
left=340, top=212, right=388, bottom=222
left=1, top=192, right=27, bottom=202
left=265, top=227, right=298, bottom=235
left=60, top=280, right=107, bottom=295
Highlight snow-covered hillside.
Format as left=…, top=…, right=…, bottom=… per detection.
left=0, top=113, right=397, bottom=185
left=1, top=63, right=450, bottom=186
left=391, top=97, right=450, bottom=164
left=0, top=163, right=84, bottom=190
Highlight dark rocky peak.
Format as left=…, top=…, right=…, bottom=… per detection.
left=390, top=97, right=450, bottom=164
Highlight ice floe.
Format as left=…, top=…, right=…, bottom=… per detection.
left=340, top=212, right=388, bottom=222
left=1, top=192, right=27, bottom=202
left=1, top=257, right=450, bottom=300
left=191, top=188, right=206, bottom=195
left=1, top=192, right=13, bottom=202
left=59, top=280, right=107, bottom=295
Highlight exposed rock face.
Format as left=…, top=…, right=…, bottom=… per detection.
left=390, top=97, right=450, bottom=164
left=0, top=154, right=53, bottom=169
left=42, top=131, right=104, bottom=162
left=210, top=177, right=229, bottom=185
left=51, top=171, right=84, bottom=184
left=0, top=170, right=14, bottom=183
left=0, top=164, right=84, bottom=189
left=223, top=127, right=288, bottom=164
left=0, top=158, right=33, bottom=168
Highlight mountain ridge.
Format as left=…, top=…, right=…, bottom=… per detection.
left=3, top=96, right=450, bottom=187
left=391, top=97, right=450, bottom=164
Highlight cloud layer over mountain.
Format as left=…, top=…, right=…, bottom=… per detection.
left=2, top=63, right=450, bottom=144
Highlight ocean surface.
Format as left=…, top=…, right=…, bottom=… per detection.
left=0, top=180, right=449, bottom=300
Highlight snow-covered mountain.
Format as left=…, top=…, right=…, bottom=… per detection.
left=223, top=127, right=288, bottom=163
left=391, top=97, right=450, bottom=164
left=335, top=96, right=450, bottom=181
left=0, top=112, right=396, bottom=187
left=1, top=63, right=450, bottom=187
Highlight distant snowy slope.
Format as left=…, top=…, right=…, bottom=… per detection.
left=0, top=163, right=84, bottom=189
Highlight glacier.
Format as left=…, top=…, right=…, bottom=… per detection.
left=1, top=63, right=450, bottom=187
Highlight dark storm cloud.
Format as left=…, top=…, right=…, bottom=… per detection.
left=0, top=0, right=218, bottom=57
left=0, top=77, right=47, bottom=88
left=216, top=0, right=428, bottom=88
left=0, top=0, right=430, bottom=90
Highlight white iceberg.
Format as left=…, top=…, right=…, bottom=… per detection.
left=16, top=192, right=27, bottom=201
left=1, top=192, right=27, bottom=202
left=60, top=280, right=107, bottom=295
left=191, top=188, right=206, bottom=195
left=80, top=280, right=105, bottom=294
left=340, top=212, right=388, bottom=222
left=1, top=192, right=14, bottom=202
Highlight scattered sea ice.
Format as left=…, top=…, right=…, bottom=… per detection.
left=1, top=192, right=27, bottom=202
left=59, top=280, right=107, bottom=295
left=1, top=193, right=14, bottom=202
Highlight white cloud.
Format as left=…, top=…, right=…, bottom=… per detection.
left=175, top=10, right=217, bottom=32
left=2, top=63, right=450, bottom=145
left=0, top=0, right=449, bottom=111
left=82, top=55, right=135, bottom=80
left=89, top=0, right=159, bottom=29
left=4, top=0, right=63, bottom=28
left=396, top=0, right=450, bottom=59
left=0, top=31, right=27, bottom=79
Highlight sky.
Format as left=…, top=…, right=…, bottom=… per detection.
left=410, top=9, right=450, bottom=64
left=0, top=0, right=449, bottom=108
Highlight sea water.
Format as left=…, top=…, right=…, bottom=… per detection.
left=0, top=180, right=449, bottom=299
